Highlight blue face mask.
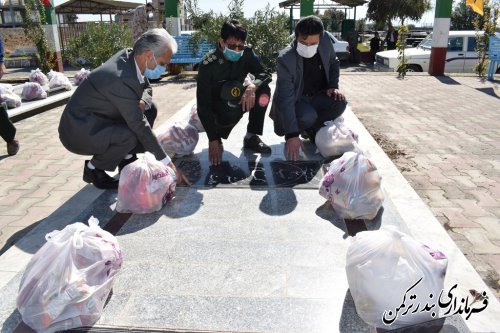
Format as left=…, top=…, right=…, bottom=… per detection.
left=144, top=54, right=166, bottom=80
left=224, top=47, right=244, bottom=62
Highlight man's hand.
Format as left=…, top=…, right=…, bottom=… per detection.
left=326, top=88, right=346, bottom=101
left=209, top=140, right=223, bottom=166
left=240, top=83, right=256, bottom=112
left=168, top=162, right=191, bottom=186
left=139, top=100, right=146, bottom=113
left=0, top=63, right=6, bottom=80
left=285, top=137, right=304, bottom=161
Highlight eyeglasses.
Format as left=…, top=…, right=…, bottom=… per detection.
left=226, top=43, right=246, bottom=51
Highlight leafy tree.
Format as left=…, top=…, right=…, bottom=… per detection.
left=321, top=8, right=345, bottom=31
left=472, top=0, right=500, bottom=77
left=367, top=0, right=432, bottom=25
left=65, top=22, right=131, bottom=69
left=22, top=0, right=54, bottom=73
left=451, top=0, right=485, bottom=30
left=396, top=25, right=409, bottom=78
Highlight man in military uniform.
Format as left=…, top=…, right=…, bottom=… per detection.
left=196, top=20, right=272, bottom=166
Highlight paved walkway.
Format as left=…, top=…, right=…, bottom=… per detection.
left=341, top=73, right=500, bottom=299
left=0, top=70, right=499, bottom=332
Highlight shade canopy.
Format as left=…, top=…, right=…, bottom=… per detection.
left=55, top=0, right=141, bottom=14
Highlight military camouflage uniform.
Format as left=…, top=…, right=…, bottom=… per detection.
left=196, top=46, right=272, bottom=142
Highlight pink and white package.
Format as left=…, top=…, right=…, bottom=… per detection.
left=187, top=104, right=205, bottom=132
left=116, top=152, right=176, bottom=214
left=74, top=68, right=91, bottom=86
left=315, top=118, right=359, bottom=158
left=21, top=82, right=47, bottom=101
left=29, top=68, right=49, bottom=88
left=319, top=151, right=384, bottom=220
left=157, top=122, right=199, bottom=156
left=17, top=217, right=123, bottom=333
left=49, top=72, right=72, bottom=91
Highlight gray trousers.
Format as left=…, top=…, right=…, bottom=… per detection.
left=296, top=92, right=347, bottom=132
left=91, top=103, right=157, bottom=171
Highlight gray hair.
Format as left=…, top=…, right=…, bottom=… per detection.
left=133, top=28, right=178, bottom=56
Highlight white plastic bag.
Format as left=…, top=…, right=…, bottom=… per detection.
left=49, top=72, right=72, bottom=91
left=187, top=104, right=205, bottom=132
left=157, top=122, right=199, bottom=156
left=29, top=68, right=49, bottom=90
left=315, top=118, right=359, bottom=158
left=346, top=228, right=448, bottom=330
left=17, top=217, right=123, bottom=333
left=0, top=83, right=22, bottom=108
left=74, top=68, right=91, bottom=86
left=21, top=82, right=47, bottom=101
left=319, top=151, right=384, bottom=220
left=116, top=152, right=176, bottom=214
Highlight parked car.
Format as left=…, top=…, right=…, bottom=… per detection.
left=374, top=30, right=500, bottom=73
left=289, top=32, right=351, bottom=62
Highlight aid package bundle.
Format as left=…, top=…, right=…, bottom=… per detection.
left=17, top=217, right=123, bottom=333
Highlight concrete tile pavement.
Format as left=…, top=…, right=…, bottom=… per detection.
left=0, top=75, right=198, bottom=255
left=341, top=73, right=500, bottom=298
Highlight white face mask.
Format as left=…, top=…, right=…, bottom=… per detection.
left=147, top=12, right=154, bottom=18
left=296, top=42, right=318, bottom=58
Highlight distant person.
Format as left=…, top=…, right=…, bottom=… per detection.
left=269, top=15, right=347, bottom=161
left=384, top=25, right=398, bottom=50
left=58, top=29, right=189, bottom=189
left=131, top=2, right=155, bottom=42
left=196, top=20, right=272, bottom=166
left=370, top=32, right=381, bottom=62
left=0, top=37, right=19, bottom=156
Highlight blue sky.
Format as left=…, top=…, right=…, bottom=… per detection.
left=54, top=0, right=438, bottom=25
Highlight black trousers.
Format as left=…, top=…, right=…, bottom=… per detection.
left=0, top=103, right=16, bottom=143
left=213, top=84, right=271, bottom=139
left=91, top=103, right=157, bottom=171
left=295, top=92, right=347, bottom=132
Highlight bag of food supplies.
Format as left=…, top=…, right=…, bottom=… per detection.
left=17, top=216, right=123, bottom=333
left=187, top=104, right=205, bottom=132
left=319, top=151, right=384, bottom=220
left=116, top=152, right=176, bottom=214
left=29, top=68, right=49, bottom=90
left=346, top=228, right=448, bottom=330
left=315, top=117, right=359, bottom=158
left=157, top=122, right=199, bottom=156
left=49, top=72, right=72, bottom=91
left=74, top=68, right=91, bottom=86
left=21, top=82, right=47, bottom=101
left=0, top=83, right=22, bottom=108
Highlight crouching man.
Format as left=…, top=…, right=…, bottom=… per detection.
left=269, top=15, right=347, bottom=161
left=59, top=29, right=188, bottom=189
left=197, top=19, right=272, bottom=166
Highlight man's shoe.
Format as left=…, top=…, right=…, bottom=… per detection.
left=243, top=135, right=272, bottom=154
left=83, top=161, right=119, bottom=190
left=302, top=128, right=316, bottom=144
left=118, top=154, right=138, bottom=173
left=7, top=139, right=19, bottom=156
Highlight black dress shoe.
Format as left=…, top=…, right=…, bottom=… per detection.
left=118, top=154, right=138, bottom=173
left=243, top=135, right=272, bottom=154
left=83, top=161, right=118, bottom=189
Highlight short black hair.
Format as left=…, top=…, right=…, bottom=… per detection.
left=146, top=2, right=154, bottom=10
left=220, top=19, right=247, bottom=42
left=294, top=15, right=324, bottom=39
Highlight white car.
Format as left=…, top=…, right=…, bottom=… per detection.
left=374, top=30, right=499, bottom=73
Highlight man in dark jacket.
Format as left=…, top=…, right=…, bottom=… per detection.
left=269, top=15, right=347, bottom=161
left=196, top=20, right=272, bottom=166
left=59, top=29, right=188, bottom=189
